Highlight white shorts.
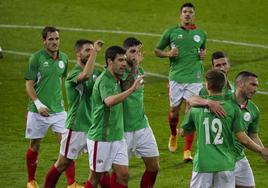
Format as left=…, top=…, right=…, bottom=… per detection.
left=25, top=111, right=67, bottom=139
left=60, top=130, right=87, bottom=160
left=87, top=139, right=128, bottom=172
left=234, top=157, right=255, bottom=186
left=169, top=81, right=202, bottom=107
left=124, top=126, right=159, bottom=159
left=190, top=171, right=235, bottom=188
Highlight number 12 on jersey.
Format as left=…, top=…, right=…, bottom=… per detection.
left=203, top=117, right=223, bottom=145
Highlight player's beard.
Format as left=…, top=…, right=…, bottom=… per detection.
left=81, top=56, right=90, bottom=65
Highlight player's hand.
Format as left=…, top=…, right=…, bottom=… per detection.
left=135, top=50, right=144, bottom=65
left=199, top=48, right=206, bottom=60
left=93, top=40, right=104, bottom=52
left=207, top=100, right=226, bottom=118
left=34, top=99, right=49, bottom=117
left=131, top=75, right=145, bottom=91
left=38, top=107, right=49, bottom=117
left=168, top=47, right=178, bottom=57
left=260, top=148, right=268, bottom=161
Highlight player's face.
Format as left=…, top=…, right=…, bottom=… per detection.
left=126, top=45, right=143, bottom=65
left=43, top=31, right=60, bottom=53
left=111, top=54, right=127, bottom=77
left=242, top=76, right=258, bottom=99
left=79, top=43, right=94, bottom=64
left=212, top=58, right=230, bottom=75
left=180, top=7, right=195, bottom=25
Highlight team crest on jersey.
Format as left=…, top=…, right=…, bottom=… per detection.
left=243, top=112, right=251, bottom=122
left=177, top=34, right=183, bottom=39
left=43, top=61, right=49, bottom=67
left=193, top=35, right=201, bottom=42
left=58, top=60, right=65, bottom=69
left=92, top=74, right=98, bottom=81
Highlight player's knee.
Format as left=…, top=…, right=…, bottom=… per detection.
left=117, top=171, right=129, bottom=184
left=30, top=139, right=41, bottom=152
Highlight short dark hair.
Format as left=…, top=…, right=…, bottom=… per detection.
left=41, top=26, right=59, bottom=40
left=211, top=51, right=228, bottom=65
left=205, top=70, right=226, bottom=92
left=180, top=2, right=195, bottom=12
left=74, top=39, right=93, bottom=53
left=105, top=46, right=126, bottom=66
left=123, top=37, right=142, bottom=49
left=235, top=71, right=258, bottom=83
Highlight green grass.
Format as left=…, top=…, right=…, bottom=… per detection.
left=0, top=0, right=268, bottom=187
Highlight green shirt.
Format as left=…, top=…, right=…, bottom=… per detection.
left=156, top=25, right=207, bottom=83
left=87, top=70, right=124, bottom=141
left=123, top=67, right=148, bottom=132
left=231, top=95, right=260, bottom=161
left=199, top=80, right=235, bottom=99
left=181, top=95, right=244, bottom=172
left=24, top=48, right=68, bottom=113
left=65, top=64, right=102, bottom=132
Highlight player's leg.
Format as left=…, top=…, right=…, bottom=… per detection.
left=134, top=126, right=160, bottom=188
left=234, top=157, right=255, bottom=188
left=25, top=112, right=49, bottom=188
left=111, top=139, right=129, bottom=187
left=183, top=83, right=203, bottom=161
left=168, top=81, right=184, bottom=152
left=50, top=112, right=79, bottom=187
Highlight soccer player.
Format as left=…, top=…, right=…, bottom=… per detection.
left=122, top=37, right=159, bottom=187
left=85, top=46, right=144, bottom=188
left=154, top=2, right=207, bottom=161
left=43, top=39, right=104, bottom=188
left=232, top=71, right=265, bottom=188
left=24, top=26, right=77, bottom=188
left=180, top=70, right=268, bottom=188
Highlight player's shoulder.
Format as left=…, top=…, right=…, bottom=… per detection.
left=58, top=51, right=68, bottom=61
left=247, top=100, right=260, bottom=112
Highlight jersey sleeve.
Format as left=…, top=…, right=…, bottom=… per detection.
left=200, top=31, right=207, bottom=49
left=24, top=54, right=39, bottom=81
left=155, top=28, right=171, bottom=50
left=248, top=105, right=260, bottom=134
left=181, top=109, right=195, bottom=133
left=66, top=68, right=80, bottom=85
left=99, top=78, right=115, bottom=102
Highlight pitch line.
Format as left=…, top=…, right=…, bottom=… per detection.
left=1, top=24, right=268, bottom=49
left=2, top=49, right=268, bottom=95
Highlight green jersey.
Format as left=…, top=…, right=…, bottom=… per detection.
left=181, top=95, right=244, bottom=172
left=231, top=95, right=260, bottom=161
left=87, top=70, right=124, bottom=141
left=156, top=25, right=207, bottom=83
left=123, top=67, right=148, bottom=132
left=65, top=64, right=102, bottom=132
left=24, top=48, right=68, bottom=113
left=199, top=80, right=235, bottom=99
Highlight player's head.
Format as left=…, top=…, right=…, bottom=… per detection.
left=205, top=70, right=226, bottom=93
left=105, top=46, right=127, bottom=77
left=74, top=39, right=94, bottom=64
left=123, top=37, right=143, bottom=65
left=42, top=26, right=60, bottom=53
left=211, top=51, right=230, bottom=75
left=235, top=71, right=258, bottom=100
left=180, top=2, right=195, bottom=25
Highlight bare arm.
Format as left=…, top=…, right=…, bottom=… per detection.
left=249, top=133, right=264, bottom=148
left=236, top=132, right=268, bottom=160
left=187, top=96, right=226, bottom=117
left=104, top=76, right=144, bottom=107
left=25, top=80, right=49, bottom=116
left=77, top=40, right=104, bottom=82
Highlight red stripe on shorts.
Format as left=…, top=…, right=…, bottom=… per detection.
left=64, top=129, right=73, bottom=157
left=93, top=141, right=98, bottom=171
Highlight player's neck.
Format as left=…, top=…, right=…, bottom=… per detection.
left=180, top=22, right=195, bottom=30
left=235, top=91, right=247, bottom=105
left=45, top=49, right=58, bottom=59
left=208, top=90, right=222, bottom=96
